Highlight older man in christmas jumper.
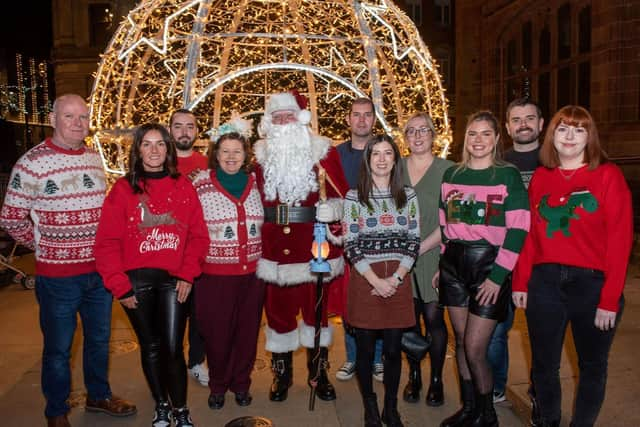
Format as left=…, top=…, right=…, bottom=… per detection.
left=254, top=91, right=348, bottom=402
left=0, top=94, right=136, bottom=427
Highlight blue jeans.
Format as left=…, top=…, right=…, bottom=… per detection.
left=526, top=264, right=623, bottom=426
left=35, top=273, right=113, bottom=417
left=345, top=324, right=382, bottom=364
left=487, top=301, right=514, bottom=393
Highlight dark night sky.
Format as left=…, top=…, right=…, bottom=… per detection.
left=1, top=1, right=53, bottom=60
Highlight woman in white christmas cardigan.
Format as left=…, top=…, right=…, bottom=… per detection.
left=191, top=119, right=264, bottom=410
left=95, top=123, right=209, bottom=427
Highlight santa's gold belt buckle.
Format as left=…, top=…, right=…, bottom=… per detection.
left=277, top=204, right=289, bottom=225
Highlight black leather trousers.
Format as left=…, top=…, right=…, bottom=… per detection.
left=124, top=268, right=189, bottom=407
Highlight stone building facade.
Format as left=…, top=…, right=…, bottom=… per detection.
left=51, top=0, right=135, bottom=97
left=454, top=1, right=639, bottom=193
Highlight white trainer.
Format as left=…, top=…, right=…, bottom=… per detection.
left=372, top=362, right=384, bottom=382
left=335, top=361, right=356, bottom=381
left=188, top=362, right=209, bottom=387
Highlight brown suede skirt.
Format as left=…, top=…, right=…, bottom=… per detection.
left=346, top=260, right=415, bottom=330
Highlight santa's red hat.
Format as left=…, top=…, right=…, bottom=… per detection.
left=265, top=91, right=311, bottom=124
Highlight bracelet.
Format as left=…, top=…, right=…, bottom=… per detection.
left=393, top=272, right=403, bottom=284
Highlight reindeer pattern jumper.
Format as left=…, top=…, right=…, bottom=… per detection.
left=95, top=174, right=209, bottom=299
left=0, top=138, right=107, bottom=277
left=513, top=163, right=633, bottom=312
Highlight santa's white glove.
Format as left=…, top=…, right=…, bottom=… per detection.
left=315, top=198, right=344, bottom=223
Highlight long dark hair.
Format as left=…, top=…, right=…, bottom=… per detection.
left=208, top=132, right=253, bottom=173
left=357, top=134, right=407, bottom=210
left=126, top=123, right=179, bottom=193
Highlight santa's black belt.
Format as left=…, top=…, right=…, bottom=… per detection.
left=264, top=205, right=316, bottom=225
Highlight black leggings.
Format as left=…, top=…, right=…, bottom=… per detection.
left=411, top=298, right=448, bottom=378
left=124, top=268, right=189, bottom=407
left=355, top=328, right=403, bottom=401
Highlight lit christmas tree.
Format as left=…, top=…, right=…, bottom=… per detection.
left=90, top=0, right=451, bottom=177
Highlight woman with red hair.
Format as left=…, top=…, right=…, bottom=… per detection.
left=513, top=105, right=633, bottom=427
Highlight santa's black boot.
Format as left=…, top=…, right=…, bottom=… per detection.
left=269, top=352, right=293, bottom=402
left=307, top=347, right=337, bottom=401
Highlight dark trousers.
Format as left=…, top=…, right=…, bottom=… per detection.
left=187, top=284, right=206, bottom=367
left=525, top=264, right=623, bottom=426
left=195, top=273, right=265, bottom=394
left=124, top=269, right=189, bottom=407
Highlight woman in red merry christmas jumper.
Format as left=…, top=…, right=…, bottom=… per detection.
left=95, top=123, right=209, bottom=427
left=513, top=106, right=633, bottom=427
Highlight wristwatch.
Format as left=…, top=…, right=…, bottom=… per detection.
left=393, top=272, right=403, bottom=285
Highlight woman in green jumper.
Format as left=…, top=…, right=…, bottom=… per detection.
left=400, top=112, right=453, bottom=406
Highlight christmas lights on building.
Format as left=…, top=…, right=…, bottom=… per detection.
left=90, top=0, right=451, bottom=176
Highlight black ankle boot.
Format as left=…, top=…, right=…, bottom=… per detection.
left=468, top=392, right=498, bottom=427
left=381, top=397, right=404, bottom=427
left=426, top=375, right=444, bottom=406
left=440, top=378, right=475, bottom=427
left=402, top=361, right=422, bottom=403
left=363, top=394, right=383, bottom=427
left=269, top=352, right=293, bottom=402
left=307, top=347, right=336, bottom=401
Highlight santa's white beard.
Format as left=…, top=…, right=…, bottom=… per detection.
left=261, top=123, right=318, bottom=204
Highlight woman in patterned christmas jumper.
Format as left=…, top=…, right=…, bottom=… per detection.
left=512, top=106, right=632, bottom=427
left=400, top=112, right=454, bottom=406
left=95, top=123, right=209, bottom=427
left=191, top=117, right=264, bottom=410
left=436, top=111, right=530, bottom=427
left=343, top=134, right=421, bottom=427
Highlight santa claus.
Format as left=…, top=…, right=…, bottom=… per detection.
left=254, top=91, right=348, bottom=402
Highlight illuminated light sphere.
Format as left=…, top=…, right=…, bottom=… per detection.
left=90, top=0, right=451, bottom=176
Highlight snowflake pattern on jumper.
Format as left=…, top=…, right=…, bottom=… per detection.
left=192, top=170, right=263, bottom=268
left=0, top=139, right=107, bottom=274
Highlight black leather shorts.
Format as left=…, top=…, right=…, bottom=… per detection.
left=438, top=242, right=511, bottom=321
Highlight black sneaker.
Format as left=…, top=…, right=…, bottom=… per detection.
left=173, top=407, right=195, bottom=427
left=152, top=402, right=171, bottom=427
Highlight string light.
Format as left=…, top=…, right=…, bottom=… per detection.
left=90, top=0, right=451, bottom=176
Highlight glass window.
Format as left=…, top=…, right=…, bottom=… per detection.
left=538, top=72, right=551, bottom=120
left=557, top=66, right=572, bottom=108
left=406, top=0, right=422, bottom=26
left=557, top=3, right=571, bottom=60
left=522, top=21, right=532, bottom=69
left=434, top=0, right=451, bottom=26
left=89, top=3, right=114, bottom=48
left=539, top=26, right=551, bottom=66
left=578, top=61, right=591, bottom=109
left=506, top=39, right=517, bottom=77
left=579, top=6, right=591, bottom=54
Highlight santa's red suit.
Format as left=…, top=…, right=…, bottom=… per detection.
left=254, top=92, right=348, bottom=402
left=255, top=138, right=347, bottom=347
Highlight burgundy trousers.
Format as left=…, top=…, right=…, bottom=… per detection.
left=195, top=273, right=265, bottom=394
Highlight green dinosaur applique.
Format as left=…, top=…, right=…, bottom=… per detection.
left=538, top=190, right=598, bottom=237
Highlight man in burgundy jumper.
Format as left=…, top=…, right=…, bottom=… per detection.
left=170, top=109, right=209, bottom=387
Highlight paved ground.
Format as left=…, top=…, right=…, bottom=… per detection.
left=0, top=253, right=638, bottom=427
